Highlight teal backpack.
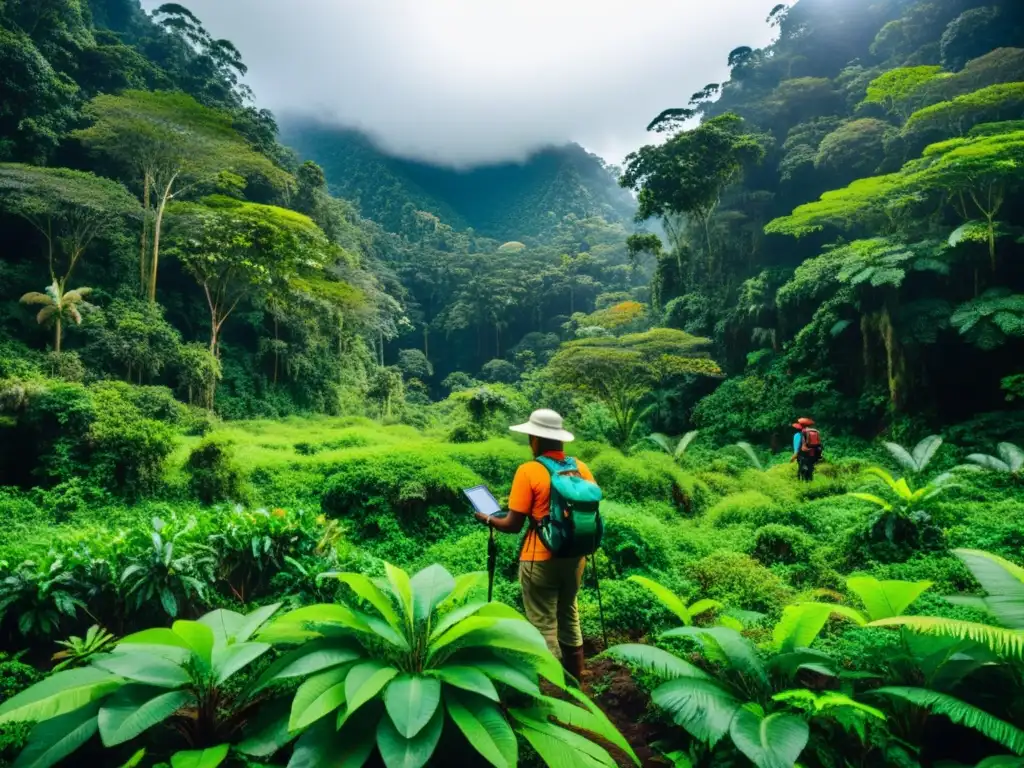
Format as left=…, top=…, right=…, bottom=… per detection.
left=533, top=456, right=604, bottom=558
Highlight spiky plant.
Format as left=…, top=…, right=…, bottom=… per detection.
left=20, top=281, right=94, bottom=353
left=52, top=625, right=118, bottom=671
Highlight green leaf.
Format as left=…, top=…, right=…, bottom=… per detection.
left=651, top=678, right=741, bottom=747
left=952, top=549, right=1024, bottom=630
left=211, top=642, right=270, bottom=685
left=385, top=675, right=442, bottom=738
left=13, top=701, right=100, bottom=768
left=332, top=573, right=402, bottom=631
left=773, top=603, right=866, bottom=652
left=473, top=660, right=541, bottom=697
left=911, top=436, right=943, bottom=472
left=555, top=688, right=641, bottom=766
left=91, top=653, right=190, bottom=689
left=376, top=704, right=444, bottom=768
left=345, top=661, right=400, bottom=715
left=98, top=685, right=193, bottom=746
left=446, top=690, right=517, bottom=768
left=627, top=576, right=692, bottom=625
left=437, top=572, right=487, bottom=611
left=430, top=665, right=499, bottom=701
left=660, top=627, right=767, bottom=688
left=410, top=564, right=456, bottom=624
left=172, top=621, right=215, bottom=667
left=869, top=616, right=1024, bottom=660
left=117, top=628, right=192, bottom=651
left=236, top=704, right=294, bottom=758
left=429, top=602, right=488, bottom=642
left=849, top=492, right=892, bottom=510
left=0, top=668, right=123, bottom=725
left=169, top=745, right=230, bottom=768
left=264, top=604, right=369, bottom=638
left=116, top=749, right=146, bottom=768
left=385, top=563, right=414, bottom=628
left=871, top=687, right=1024, bottom=755
left=846, top=577, right=932, bottom=621
left=605, top=644, right=712, bottom=681
left=512, top=714, right=618, bottom=768
left=729, top=709, right=809, bottom=768
left=288, top=713, right=377, bottom=768
left=430, top=618, right=548, bottom=658
left=254, top=640, right=362, bottom=691
left=288, top=666, right=350, bottom=731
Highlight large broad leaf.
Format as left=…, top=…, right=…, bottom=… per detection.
left=344, top=661, right=400, bottom=716
left=385, top=563, right=415, bottom=628
left=332, top=573, right=402, bottom=632
left=234, top=603, right=282, bottom=643
left=117, top=628, right=192, bottom=651
left=91, top=653, right=190, bottom=689
left=773, top=603, right=866, bottom=652
left=98, top=685, right=193, bottom=746
left=437, top=572, right=487, bottom=613
left=884, top=442, right=918, bottom=474
left=446, top=690, right=517, bottom=768
left=870, top=616, right=1024, bottom=661
left=0, top=668, right=123, bottom=725
left=431, top=618, right=549, bottom=659
left=512, top=713, right=618, bottom=768
left=605, top=644, right=712, bottom=681
left=263, top=604, right=369, bottom=640
left=288, top=666, right=350, bottom=731
left=430, top=665, right=499, bottom=701
left=172, top=621, right=215, bottom=667
left=952, top=549, right=1024, bottom=629
left=376, top=704, right=444, bottom=768
left=13, top=701, right=100, bottom=768
left=729, top=709, right=809, bottom=768
left=385, top=675, right=442, bottom=738
left=236, top=701, right=295, bottom=758
left=627, top=576, right=692, bottom=625
left=847, top=577, right=932, bottom=621
left=661, top=627, right=768, bottom=688
left=651, top=678, right=741, bottom=747
left=254, top=640, right=363, bottom=691
left=473, top=660, right=541, bottom=698
left=288, top=711, right=377, bottom=768
left=549, top=688, right=641, bottom=767
left=197, top=610, right=244, bottom=649
left=997, top=443, right=1024, bottom=473
left=212, top=642, right=270, bottom=685
left=169, top=745, right=229, bottom=768
left=410, top=564, right=456, bottom=624
left=872, top=687, right=1024, bottom=755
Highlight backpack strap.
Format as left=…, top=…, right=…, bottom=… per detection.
left=535, top=455, right=577, bottom=476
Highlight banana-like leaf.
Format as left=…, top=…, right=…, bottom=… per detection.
left=773, top=603, right=866, bottom=652
left=171, top=621, right=215, bottom=667
left=911, top=436, right=943, bottom=473
left=253, top=640, right=362, bottom=691
left=871, top=687, right=1024, bottom=755
left=376, top=705, right=444, bottom=768
left=98, top=686, right=194, bottom=746
left=511, top=712, right=619, bottom=768
left=660, top=627, right=767, bottom=688
left=688, top=599, right=723, bottom=618
left=91, top=653, right=190, bottom=689
left=288, top=713, right=376, bottom=768
left=967, top=454, right=1013, bottom=472
left=997, top=443, right=1024, bottom=473
left=12, top=701, right=100, bottom=768
left=884, top=442, right=918, bottom=473
left=169, top=744, right=229, bottom=768
left=344, top=661, right=399, bottom=716
left=212, top=642, right=270, bottom=685
left=430, top=665, right=499, bottom=701
left=846, top=577, right=932, bottom=622
left=410, top=565, right=456, bottom=625
left=437, top=571, right=487, bottom=612
left=952, top=549, right=1024, bottom=630
left=869, top=616, right=1024, bottom=661
left=628, top=576, right=692, bottom=625
left=848, top=492, right=892, bottom=510
left=730, top=708, right=809, bottom=768
left=645, top=433, right=674, bottom=455
left=565, top=687, right=641, bottom=767
left=330, top=573, right=402, bottom=632
left=385, top=675, right=441, bottom=739
left=385, top=563, right=415, bottom=629
left=288, top=667, right=350, bottom=731
left=0, top=668, right=123, bottom=725
left=677, top=430, right=700, bottom=457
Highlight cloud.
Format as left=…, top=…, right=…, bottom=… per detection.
left=141, top=0, right=777, bottom=167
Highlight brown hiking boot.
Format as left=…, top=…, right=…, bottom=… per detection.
left=559, top=643, right=586, bottom=685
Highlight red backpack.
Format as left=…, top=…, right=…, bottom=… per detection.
left=801, top=428, right=823, bottom=459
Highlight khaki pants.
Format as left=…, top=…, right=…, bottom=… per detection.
left=519, top=557, right=585, bottom=657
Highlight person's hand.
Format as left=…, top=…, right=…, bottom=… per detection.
left=790, top=455, right=797, bottom=463
left=474, top=511, right=491, bottom=524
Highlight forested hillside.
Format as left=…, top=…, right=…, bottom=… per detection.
left=621, top=0, right=1024, bottom=442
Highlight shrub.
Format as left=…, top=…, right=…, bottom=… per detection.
left=600, top=502, right=676, bottom=576
left=589, top=450, right=711, bottom=514
left=685, top=551, right=793, bottom=615
left=751, top=523, right=817, bottom=566
left=186, top=437, right=246, bottom=504
left=705, top=490, right=779, bottom=527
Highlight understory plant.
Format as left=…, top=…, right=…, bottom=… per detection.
left=0, top=604, right=282, bottom=768
left=254, top=562, right=638, bottom=768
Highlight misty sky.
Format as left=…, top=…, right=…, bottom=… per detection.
left=141, top=1, right=778, bottom=167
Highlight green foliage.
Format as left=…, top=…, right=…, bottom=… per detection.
left=185, top=438, right=245, bottom=505
left=685, top=551, right=792, bottom=615
left=862, top=66, right=948, bottom=119
left=51, top=625, right=117, bottom=672
left=588, top=450, right=709, bottom=514
left=951, top=289, right=1024, bottom=350
left=752, top=524, right=816, bottom=566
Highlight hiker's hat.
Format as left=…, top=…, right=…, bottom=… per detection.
left=510, top=409, right=575, bottom=443
left=792, top=422, right=803, bottom=430
left=797, top=417, right=815, bottom=426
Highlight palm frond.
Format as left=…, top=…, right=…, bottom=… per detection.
left=20, top=292, right=53, bottom=306
left=36, top=306, right=57, bottom=324
left=869, top=616, right=1024, bottom=660
left=645, top=433, right=674, bottom=455
left=676, top=431, right=700, bottom=458
left=871, top=687, right=1024, bottom=755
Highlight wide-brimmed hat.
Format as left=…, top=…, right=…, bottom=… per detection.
left=510, top=409, right=575, bottom=443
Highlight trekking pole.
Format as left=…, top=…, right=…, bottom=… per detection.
left=591, top=551, right=608, bottom=650
left=486, top=526, right=497, bottom=603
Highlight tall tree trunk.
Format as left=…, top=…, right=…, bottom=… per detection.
left=54, top=316, right=61, bottom=354
left=140, top=174, right=151, bottom=294
left=273, top=316, right=279, bottom=385
left=149, top=174, right=178, bottom=302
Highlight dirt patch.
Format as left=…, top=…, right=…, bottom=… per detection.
left=584, top=655, right=668, bottom=767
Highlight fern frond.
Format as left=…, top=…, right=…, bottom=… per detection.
left=869, top=616, right=1024, bottom=660
left=871, top=687, right=1024, bottom=755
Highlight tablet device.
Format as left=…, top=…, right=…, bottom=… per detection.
left=463, top=485, right=501, bottom=517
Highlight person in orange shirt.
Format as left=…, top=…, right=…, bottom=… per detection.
left=474, top=409, right=594, bottom=681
